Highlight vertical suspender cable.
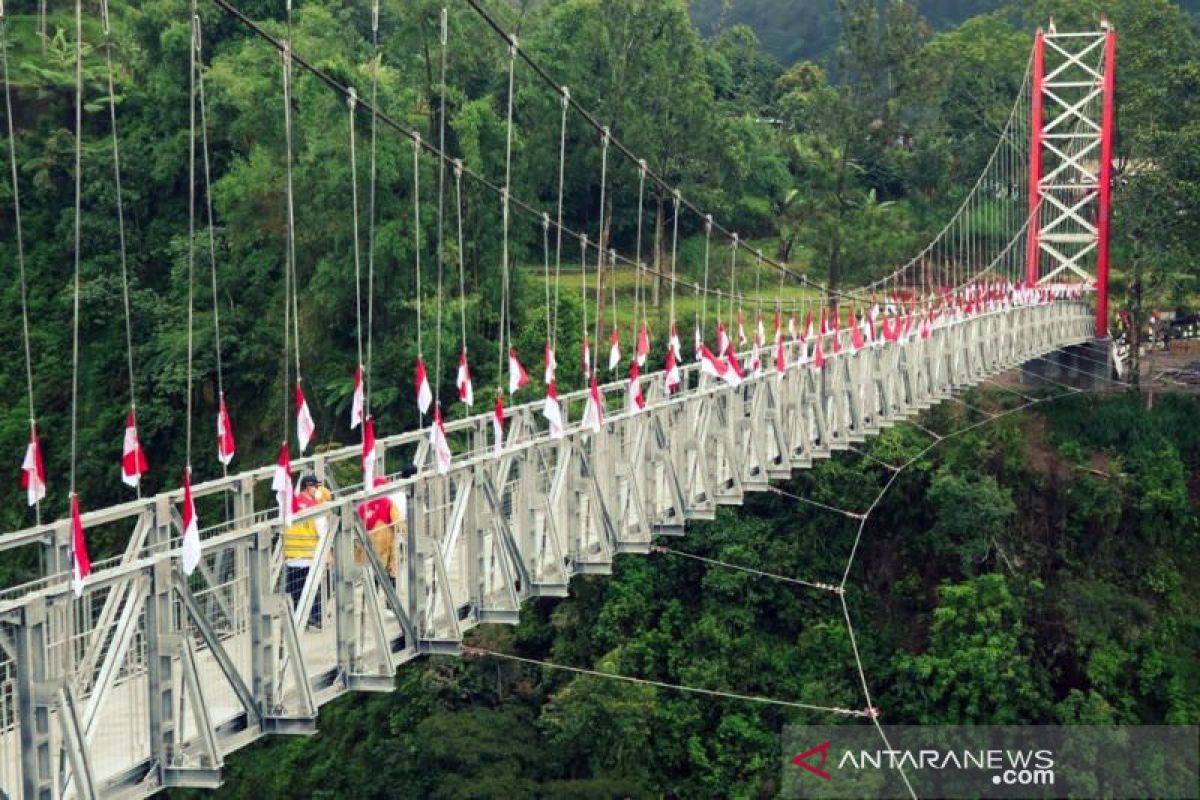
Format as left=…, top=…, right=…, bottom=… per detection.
left=102, top=0, right=141, bottom=497
left=186, top=3, right=198, bottom=473
left=592, top=129, right=610, bottom=375
left=2, top=3, right=40, bottom=522
left=668, top=190, right=679, bottom=335
left=413, top=136, right=424, bottom=368
left=69, top=0, right=83, bottom=498
left=434, top=7, right=447, bottom=405
left=634, top=162, right=646, bottom=333
left=455, top=162, right=467, bottom=352
left=552, top=88, right=569, bottom=348
left=349, top=90, right=364, bottom=387
left=366, top=0, right=380, bottom=415
left=283, top=9, right=302, bottom=394
left=701, top=216, right=712, bottom=345
left=499, top=37, right=516, bottom=381
left=280, top=43, right=291, bottom=446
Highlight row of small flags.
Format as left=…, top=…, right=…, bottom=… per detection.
left=23, top=281, right=1083, bottom=597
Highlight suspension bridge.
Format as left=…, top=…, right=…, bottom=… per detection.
left=0, top=2, right=1118, bottom=797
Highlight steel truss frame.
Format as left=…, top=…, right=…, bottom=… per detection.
left=0, top=302, right=1094, bottom=798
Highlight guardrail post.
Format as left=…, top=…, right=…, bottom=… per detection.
left=14, top=598, right=52, bottom=800
left=144, top=559, right=178, bottom=786
left=332, top=502, right=355, bottom=679
left=247, top=526, right=275, bottom=717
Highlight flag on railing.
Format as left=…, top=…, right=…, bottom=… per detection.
left=582, top=376, right=604, bottom=433
left=755, top=313, right=766, bottom=349
left=121, top=409, right=148, bottom=488
left=22, top=426, right=47, bottom=507
left=665, top=348, right=682, bottom=394
left=775, top=333, right=787, bottom=376
left=272, top=443, right=293, bottom=524
left=415, top=356, right=433, bottom=415
left=669, top=321, right=681, bottom=361
left=850, top=307, right=866, bottom=352
left=295, top=384, right=315, bottom=452
left=716, top=321, right=730, bottom=357
left=217, top=395, right=236, bottom=466
left=350, top=365, right=365, bottom=429
left=362, top=416, right=377, bottom=488
left=789, top=313, right=799, bottom=341
left=699, top=344, right=726, bottom=380
left=493, top=394, right=504, bottom=456
left=456, top=350, right=474, bottom=407
left=813, top=337, right=826, bottom=370
left=181, top=467, right=200, bottom=576
left=70, top=494, right=90, bottom=597
left=543, top=383, right=564, bottom=439
left=737, top=314, right=748, bottom=347
left=581, top=334, right=591, bottom=376
left=693, top=322, right=702, bottom=361
left=608, top=327, right=621, bottom=371
left=508, top=347, right=530, bottom=394
left=803, top=311, right=815, bottom=342
left=431, top=405, right=453, bottom=474
left=626, top=360, right=645, bottom=412
left=725, top=352, right=745, bottom=386
left=636, top=323, right=651, bottom=366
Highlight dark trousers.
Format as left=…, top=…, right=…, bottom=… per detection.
left=286, top=564, right=322, bottom=627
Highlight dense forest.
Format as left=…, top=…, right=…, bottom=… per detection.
left=0, top=0, right=1197, bottom=796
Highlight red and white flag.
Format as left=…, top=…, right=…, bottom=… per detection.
left=508, top=347, right=530, bottom=394
left=272, top=443, right=293, bottom=524
left=362, top=416, right=377, bottom=488
left=430, top=405, right=452, bottom=474
left=581, top=334, right=592, bottom=376
left=636, top=323, right=651, bottom=366
left=669, top=321, right=682, bottom=360
left=802, top=311, right=815, bottom=342
left=582, top=376, right=604, bottom=433
left=813, top=337, right=826, bottom=370
left=608, top=327, right=621, bottom=371
left=693, top=322, right=703, bottom=360
left=350, top=365, right=365, bottom=429
left=415, top=356, right=433, bottom=415
left=789, top=313, right=799, bottom=341
left=665, top=348, right=682, bottom=394
left=121, top=409, right=148, bottom=488
left=492, top=394, right=504, bottom=456
left=181, top=467, right=201, bottom=576
left=830, top=309, right=842, bottom=354
left=70, top=494, right=91, bottom=597
left=21, top=426, right=47, bottom=507
left=456, top=350, right=474, bottom=407
left=755, top=313, right=766, bottom=348
left=775, top=334, right=787, bottom=375
left=626, top=360, right=645, bottom=412
left=295, top=384, right=315, bottom=452
left=217, top=395, right=236, bottom=466
left=724, top=352, right=745, bottom=387
left=698, top=344, right=727, bottom=380
left=716, top=321, right=730, bottom=357
left=543, top=342, right=557, bottom=385
left=737, top=315, right=748, bottom=347
left=850, top=308, right=866, bottom=352
left=543, top=383, right=565, bottom=439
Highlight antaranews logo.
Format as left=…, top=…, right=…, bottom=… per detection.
left=791, top=741, right=833, bottom=781
left=781, top=725, right=1200, bottom=799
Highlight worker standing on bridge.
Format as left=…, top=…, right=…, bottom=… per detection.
left=285, top=474, right=327, bottom=629
left=356, top=477, right=404, bottom=577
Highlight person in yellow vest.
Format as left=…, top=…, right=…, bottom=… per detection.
left=285, top=474, right=327, bottom=629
